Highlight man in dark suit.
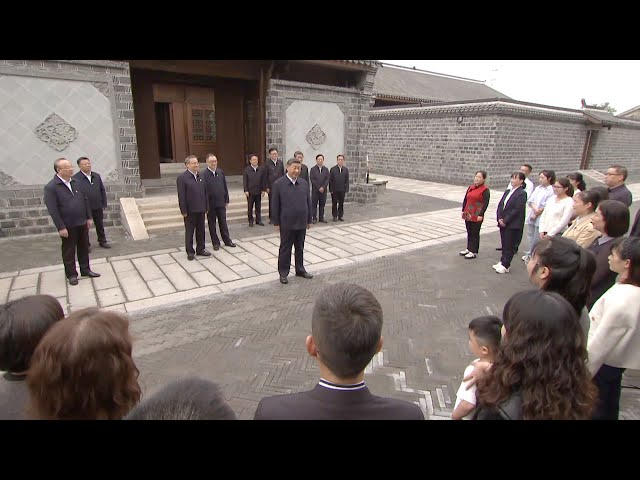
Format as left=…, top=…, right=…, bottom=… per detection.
left=43, top=158, right=100, bottom=286
left=253, top=283, right=425, bottom=420
left=310, top=153, right=330, bottom=224
left=177, top=155, right=211, bottom=261
left=271, top=157, right=313, bottom=284
left=605, top=164, right=633, bottom=207
left=243, top=153, right=266, bottom=227
left=265, top=147, right=284, bottom=224
left=73, top=156, right=110, bottom=251
left=203, top=154, right=236, bottom=251
left=294, top=150, right=309, bottom=184
left=329, top=154, right=349, bottom=222
left=493, top=172, right=527, bottom=274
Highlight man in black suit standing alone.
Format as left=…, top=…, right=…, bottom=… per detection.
left=253, top=283, right=425, bottom=420
left=73, top=156, right=110, bottom=251
left=203, top=153, right=236, bottom=251
left=329, top=154, right=349, bottom=222
left=44, top=158, right=100, bottom=286
left=243, top=153, right=266, bottom=227
left=177, top=155, right=211, bottom=261
left=271, top=157, right=313, bottom=284
left=310, top=153, right=330, bottom=224
left=265, top=147, right=284, bottom=224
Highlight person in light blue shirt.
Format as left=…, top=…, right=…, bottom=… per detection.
left=522, top=170, right=555, bottom=263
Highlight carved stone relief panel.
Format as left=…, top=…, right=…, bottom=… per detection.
left=34, top=113, right=79, bottom=151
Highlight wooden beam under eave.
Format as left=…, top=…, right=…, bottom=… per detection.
left=127, top=60, right=262, bottom=80
left=295, top=60, right=373, bottom=72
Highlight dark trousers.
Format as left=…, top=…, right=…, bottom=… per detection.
left=500, top=227, right=523, bottom=269
left=61, top=224, right=90, bottom=278
left=278, top=228, right=307, bottom=277
left=207, top=208, right=232, bottom=246
left=331, top=191, right=346, bottom=219
left=247, top=194, right=262, bottom=223
left=88, top=208, right=107, bottom=246
left=268, top=190, right=275, bottom=222
left=312, top=190, right=327, bottom=220
left=184, top=212, right=205, bottom=255
left=465, top=221, right=482, bottom=253
left=592, top=364, right=625, bottom=420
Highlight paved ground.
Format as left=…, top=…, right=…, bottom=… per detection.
left=1, top=176, right=638, bottom=420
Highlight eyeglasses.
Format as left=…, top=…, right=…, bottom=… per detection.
left=552, top=185, right=564, bottom=189
left=605, top=172, right=622, bottom=176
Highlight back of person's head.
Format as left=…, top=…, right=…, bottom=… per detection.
left=125, top=377, right=237, bottom=420
left=531, top=236, right=596, bottom=314
left=477, top=290, right=597, bottom=420
left=612, top=237, right=640, bottom=287
left=589, top=185, right=609, bottom=203
left=468, top=316, right=502, bottom=355
left=311, top=283, right=383, bottom=379
left=27, top=307, right=141, bottom=420
left=566, top=172, right=586, bottom=191
left=0, top=295, right=64, bottom=373
left=598, top=200, right=630, bottom=237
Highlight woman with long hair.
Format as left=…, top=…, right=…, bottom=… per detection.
left=459, top=171, right=490, bottom=259
left=474, top=290, right=597, bottom=420
left=588, top=237, right=640, bottom=420
left=527, top=236, right=596, bottom=341
left=567, top=172, right=586, bottom=194
left=27, top=307, right=141, bottom=420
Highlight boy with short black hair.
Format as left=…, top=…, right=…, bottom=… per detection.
left=452, top=315, right=503, bottom=420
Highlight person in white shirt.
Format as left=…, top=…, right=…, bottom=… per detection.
left=522, top=170, right=554, bottom=263
left=452, top=315, right=502, bottom=420
left=538, top=178, right=574, bottom=240
left=587, top=237, right=640, bottom=420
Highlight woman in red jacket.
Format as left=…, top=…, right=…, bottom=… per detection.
left=460, top=171, right=491, bottom=259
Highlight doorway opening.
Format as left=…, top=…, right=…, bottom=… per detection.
left=155, top=102, right=174, bottom=163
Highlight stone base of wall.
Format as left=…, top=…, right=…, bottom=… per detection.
left=347, top=183, right=377, bottom=204
left=0, top=185, right=144, bottom=238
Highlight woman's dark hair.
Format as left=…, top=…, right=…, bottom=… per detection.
left=475, top=171, right=487, bottom=179
left=532, top=236, right=596, bottom=314
left=589, top=185, right=609, bottom=203
left=566, top=172, right=586, bottom=191
left=476, top=290, right=597, bottom=420
left=555, top=177, right=574, bottom=197
left=27, top=307, right=141, bottom=420
left=0, top=295, right=64, bottom=373
left=612, top=237, right=640, bottom=287
left=598, top=200, right=630, bottom=237
left=574, top=189, right=600, bottom=212
left=511, top=171, right=525, bottom=182
left=540, top=170, right=556, bottom=184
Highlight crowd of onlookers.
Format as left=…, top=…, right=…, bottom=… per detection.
left=1, top=164, right=638, bottom=420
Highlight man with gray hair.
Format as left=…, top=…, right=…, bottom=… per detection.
left=177, top=155, right=210, bottom=260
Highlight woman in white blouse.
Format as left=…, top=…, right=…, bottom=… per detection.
left=539, top=178, right=574, bottom=239
left=562, top=189, right=601, bottom=248
left=587, top=237, right=640, bottom=420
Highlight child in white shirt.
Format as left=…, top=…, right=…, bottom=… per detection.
left=452, top=315, right=503, bottom=420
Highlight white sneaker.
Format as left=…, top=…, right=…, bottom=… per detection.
left=459, top=249, right=469, bottom=256
left=464, top=252, right=477, bottom=259
left=495, top=265, right=510, bottom=274
left=522, top=255, right=530, bottom=262
left=492, top=262, right=503, bottom=270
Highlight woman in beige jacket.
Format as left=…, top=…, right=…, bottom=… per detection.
left=562, top=189, right=601, bottom=248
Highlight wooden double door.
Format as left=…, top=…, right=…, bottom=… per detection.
left=153, top=83, right=246, bottom=175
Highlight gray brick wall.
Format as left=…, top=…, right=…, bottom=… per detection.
left=0, top=60, right=142, bottom=238
left=366, top=101, right=640, bottom=187
left=266, top=67, right=378, bottom=203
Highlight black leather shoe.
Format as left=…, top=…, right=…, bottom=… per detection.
left=495, top=247, right=502, bottom=251
left=295, top=272, right=313, bottom=279
left=68, top=276, right=78, bottom=286
left=249, top=221, right=254, bottom=227
left=80, top=270, right=101, bottom=278
left=320, top=219, right=328, bottom=223
left=333, top=217, right=337, bottom=222
left=187, top=254, right=195, bottom=261
left=213, top=245, right=220, bottom=251
left=224, top=242, right=236, bottom=248
left=312, top=218, right=317, bottom=224
left=99, top=243, right=112, bottom=249
left=256, top=222, right=265, bottom=226
left=338, top=218, right=344, bottom=222
left=279, top=276, right=288, bottom=284
left=197, top=250, right=211, bottom=256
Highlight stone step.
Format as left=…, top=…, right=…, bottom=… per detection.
left=145, top=211, right=269, bottom=235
